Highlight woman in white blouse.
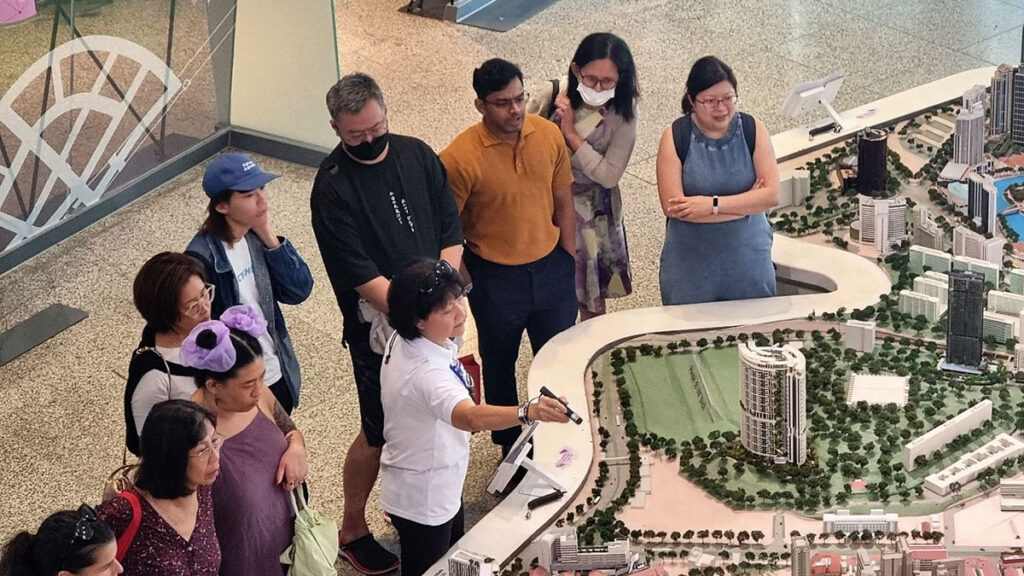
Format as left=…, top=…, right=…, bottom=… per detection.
left=379, top=258, right=571, bottom=576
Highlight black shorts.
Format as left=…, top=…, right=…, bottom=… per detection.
left=345, top=319, right=386, bottom=448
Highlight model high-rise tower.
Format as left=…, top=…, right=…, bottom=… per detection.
left=792, top=537, right=810, bottom=576
left=963, top=85, right=985, bottom=110
left=739, top=342, right=807, bottom=465
left=946, top=269, right=986, bottom=368
left=954, top=101, right=985, bottom=166
left=1012, top=27, right=1024, bottom=145
left=993, top=64, right=1014, bottom=136
left=857, top=128, right=888, bottom=196
left=967, top=173, right=998, bottom=235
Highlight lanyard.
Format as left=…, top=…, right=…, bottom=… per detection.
left=449, top=360, right=473, bottom=396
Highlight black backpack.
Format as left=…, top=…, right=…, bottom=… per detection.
left=671, top=111, right=756, bottom=162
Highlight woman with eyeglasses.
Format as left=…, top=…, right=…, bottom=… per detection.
left=379, top=259, right=571, bottom=576
left=96, top=399, right=221, bottom=575
left=0, top=505, right=122, bottom=576
left=656, top=55, right=781, bottom=305
left=550, top=32, right=639, bottom=320
left=186, top=152, right=314, bottom=415
left=124, top=252, right=213, bottom=456
left=184, top=305, right=307, bottom=576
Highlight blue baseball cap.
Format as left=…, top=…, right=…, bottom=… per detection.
left=202, top=152, right=279, bottom=198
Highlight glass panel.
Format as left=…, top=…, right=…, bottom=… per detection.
left=0, top=0, right=236, bottom=255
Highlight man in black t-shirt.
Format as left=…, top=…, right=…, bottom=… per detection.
left=310, top=73, right=463, bottom=575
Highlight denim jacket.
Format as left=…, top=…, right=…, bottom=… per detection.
left=186, top=232, right=314, bottom=405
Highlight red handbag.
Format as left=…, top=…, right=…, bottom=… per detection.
left=458, top=355, right=482, bottom=404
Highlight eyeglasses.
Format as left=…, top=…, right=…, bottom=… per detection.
left=183, top=284, right=216, bottom=318
left=419, top=260, right=456, bottom=295
left=579, top=74, right=618, bottom=91
left=694, top=94, right=738, bottom=110
left=191, top=434, right=225, bottom=459
left=60, top=504, right=98, bottom=563
left=342, top=117, right=388, bottom=144
left=483, top=92, right=528, bottom=110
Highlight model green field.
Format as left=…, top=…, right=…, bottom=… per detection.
left=609, top=333, right=1024, bottom=515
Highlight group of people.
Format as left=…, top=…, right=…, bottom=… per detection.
left=1, top=31, right=781, bottom=576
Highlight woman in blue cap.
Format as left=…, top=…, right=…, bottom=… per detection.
left=186, top=152, right=314, bottom=413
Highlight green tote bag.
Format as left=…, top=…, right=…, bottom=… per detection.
left=281, top=488, right=340, bottom=576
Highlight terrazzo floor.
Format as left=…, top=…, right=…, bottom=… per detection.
left=1, top=0, right=1021, bottom=571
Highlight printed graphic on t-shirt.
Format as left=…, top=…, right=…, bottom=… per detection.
left=389, top=190, right=415, bottom=232
left=235, top=266, right=253, bottom=284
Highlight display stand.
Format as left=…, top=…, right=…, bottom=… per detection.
left=780, top=72, right=858, bottom=140
left=487, top=422, right=566, bottom=495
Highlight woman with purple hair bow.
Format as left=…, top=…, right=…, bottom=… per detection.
left=182, top=304, right=308, bottom=576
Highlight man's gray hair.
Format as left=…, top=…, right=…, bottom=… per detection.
left=326, top=73, right=386, bottom=120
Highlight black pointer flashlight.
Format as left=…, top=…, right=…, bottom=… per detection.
left=539, top=386, right=583, bottom=425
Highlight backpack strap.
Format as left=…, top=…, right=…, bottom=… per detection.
left=547, top=78, right=560, bottom=121
left=672, top=113, right=757, bottom=162
left=671, top=115, right=692, bottom=163
left=116, top=490, right=142, bottom=562
left=739, top=111, right=756, bottom=157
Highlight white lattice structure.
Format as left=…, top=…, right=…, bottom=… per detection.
left=0, top=36, right=181, bottom=250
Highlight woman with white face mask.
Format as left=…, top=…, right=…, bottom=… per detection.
left=550, top=33, right=639, bottom=320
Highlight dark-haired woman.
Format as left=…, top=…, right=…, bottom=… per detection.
left=379, top=259, right=572, bottom=576
left=184, top=305, right=307, bottom=576
left=656, top=55, right=780, bottom=305
left=0, top=505, right=122, bottom=576
left=552, top=32, right=639, bottom=319
left=186, top=152, right=313, bottom=414
left=96, top=399, right=221, bottom=575
left=124, top=252, right=211, bottom=455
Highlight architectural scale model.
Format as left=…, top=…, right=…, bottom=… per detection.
left=451, top=30, right=1024, bottom=576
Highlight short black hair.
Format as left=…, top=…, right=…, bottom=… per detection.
left=132, top=252, right=207, bottom=333
left=681, top=55, right=737, bottom=114
left=0, top=508, right=115, bottom=575
left=567, top=32, right=639, bottom=122
left=387, top=259, right=464, bottom=340
left=472, top=58, right=524, bottom=101
left=135, top=399, right=217, bottom=499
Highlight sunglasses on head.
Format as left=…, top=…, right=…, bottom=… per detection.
left=60, top=504, right=98, bottom=564
left=419, top=260, right=456, bottom=295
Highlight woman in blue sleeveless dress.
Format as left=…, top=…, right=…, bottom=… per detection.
left=656, top=56, right=781, bottom=305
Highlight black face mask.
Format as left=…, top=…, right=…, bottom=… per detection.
left=345, top=132, right=390, bottom=161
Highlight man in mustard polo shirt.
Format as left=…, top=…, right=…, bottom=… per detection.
left=440, top=58, right=577, bottom=454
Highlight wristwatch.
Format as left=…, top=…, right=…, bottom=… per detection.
left=518, top=403, right=530, bottom=425
left=712, top=195, right=720, bottom=215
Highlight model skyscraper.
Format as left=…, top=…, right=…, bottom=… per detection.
left=739, top=343, right=807, bottom=465
left=967, top=173, right=998, bottom=235
left=954, top=101, right=984, bottom=166
left=857, top=128, right=888, bottom=196
left=1012, top=26, right=1024, bottom=145
left=945, top=269, right=986, bottom=370
left=993, top=64, right=1013, bottom=136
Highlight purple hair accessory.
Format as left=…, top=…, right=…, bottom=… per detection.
left=181, top=320, right=236, bottom=373
left=220, top=305, right=267, bottom=339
